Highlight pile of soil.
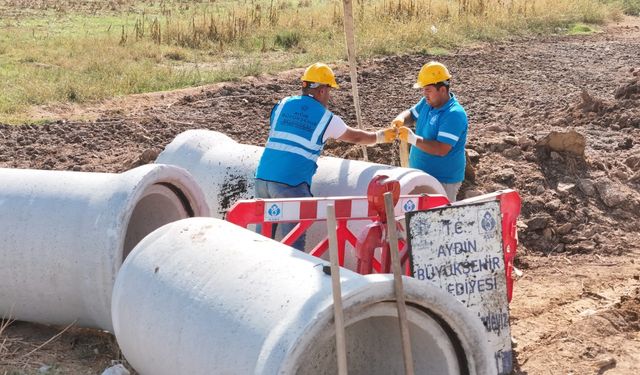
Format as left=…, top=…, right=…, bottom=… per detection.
left=1, top=16, right=639, bottom=375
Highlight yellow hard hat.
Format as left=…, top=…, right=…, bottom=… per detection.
left=413, top=61, right=451, bottom=88
left=301, top=63, right=339, bottom=89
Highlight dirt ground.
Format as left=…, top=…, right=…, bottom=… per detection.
left=1, top=16, right=639, bottom=375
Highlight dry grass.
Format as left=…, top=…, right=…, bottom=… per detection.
left=0, top=317, right=76, bottom=374
left=0, top=0, right=625, bottom=123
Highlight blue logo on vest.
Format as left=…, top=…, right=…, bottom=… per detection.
left=403, top=199, right=416, bottom=212
left=268, top=204, right=281, bottom=218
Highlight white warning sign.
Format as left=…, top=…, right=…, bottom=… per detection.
left=407, top=200, right=512, bottom=375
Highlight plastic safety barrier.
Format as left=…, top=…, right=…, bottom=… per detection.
left=226, top=193, right=450, bottom=275
left=228, top=188, right=521, bottom=302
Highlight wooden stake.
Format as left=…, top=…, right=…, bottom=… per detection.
left=326, top=204, right=348, bottom=375
left=383, top=192, right=415, bottom=375
left=342, top=0, right=368, bottom=161
left=399, top=140, right=409, bottom=167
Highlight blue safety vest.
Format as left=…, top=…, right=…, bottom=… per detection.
left=256, top=95, right=333, bottom=186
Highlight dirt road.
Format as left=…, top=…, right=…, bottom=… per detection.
left=1, top=16, right=639, bottom=375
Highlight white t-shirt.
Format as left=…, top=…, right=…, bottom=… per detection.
left=322, top=115, right=348, bottom=142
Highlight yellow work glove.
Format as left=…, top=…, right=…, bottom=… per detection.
left=375, top=127, right=397, bottom=143
left=391, top=117, right=404, bottom=129
left=398, top=126, right=420, bottom=146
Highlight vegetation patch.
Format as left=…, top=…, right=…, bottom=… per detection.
left=0, top=0, right=625, bottom=124
left=568, top=23, right=597, bottom=35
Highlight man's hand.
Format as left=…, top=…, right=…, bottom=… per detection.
left=391, top=117, right=404, bottom=129
left=375, top=127, right=397, bottom=143
left=398, top=126, right=420, bottom=146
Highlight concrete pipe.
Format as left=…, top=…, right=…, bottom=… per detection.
left=156, top=129, right=446, bottom=218
left=112, top=218, right=493, bottom=375
left=0, top=165, right=209, bottom=331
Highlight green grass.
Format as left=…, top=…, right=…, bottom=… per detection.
left=0, top=0, right=626, bottom=124
left=568, top=23, right=597, bottom=35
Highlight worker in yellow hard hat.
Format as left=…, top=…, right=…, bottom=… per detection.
left=391, top=61, right=468, bottom=202
left=255, top=62, right=396, bottom=249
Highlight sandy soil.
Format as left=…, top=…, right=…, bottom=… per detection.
left=1, top=16, right=639, bottom=375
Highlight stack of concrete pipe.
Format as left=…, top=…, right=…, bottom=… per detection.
left=0, top=131, right=495, bottom=374
left=0, top=164, right=208, bottom=331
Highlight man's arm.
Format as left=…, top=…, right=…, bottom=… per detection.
left=337, top=126, right=396, bottom=145
left=398, top=127, right=452, bottom=156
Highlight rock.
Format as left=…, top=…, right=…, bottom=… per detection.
left=503, top=147, right=522, bottom=159
left=614, top=77, right=640, bottom=99
left=578, top=178, right=596, bottom=196
left=544, top=199, right=562, bottom=211
left=486, top=124, right=505, bottom=132
left=612, top=169, right=628, bottom=181
left=536, top=130, right=586, bottom=157
left=488, top=142, right=510, bottom=153
left=526, top=214, right=553, bottom=230
left=556, top=210, right=571, bottom=222
left=464, top=155, right=476, bottom=183
left=594, top=178, right=627, bottom=207
left=139, top=148, right=160, bottom=164
left=466, top=149, right=480, bottom=163
left=550, top=151, right=563, bottom=161
left=617, top=137, right=633, bottom=150
left=557, top=222, right=573, bottom=235
left=494, top=168, right=516, bottom=184
left=557, top=182, right=576, bottom=195
left=503, top=136, right=518, bottom=145
left=577, top=240, right=596, bottom=252
left=542, top=227, right=554, bottom=240
left=518, top=136, right=535, bottom=149
left=625, top=154, right=640, bottom=171
left=577, top=89, right=606, bottom=113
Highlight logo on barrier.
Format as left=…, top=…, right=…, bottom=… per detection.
left=266, top=203, right=283, bottom=221
left=480, top=210, right=497, bottom=237
left=402, top=199, right=416, bottom=212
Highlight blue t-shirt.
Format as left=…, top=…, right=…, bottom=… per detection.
left=408, top=94, right=468, bottom=183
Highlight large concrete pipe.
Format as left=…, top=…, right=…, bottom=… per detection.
left=0, top=165, right=209, bottom=331
left=112, top=218, right=493, bottom=375
left=155, top=129, right=446, bottom=218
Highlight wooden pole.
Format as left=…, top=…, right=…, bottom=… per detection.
left=326, top=204, right=348, bottom=375
left=399, top=140, right=410, bottom=167
left=342, top=0, right=368, bottom=161
left=383, top=192, right=415, bottom=375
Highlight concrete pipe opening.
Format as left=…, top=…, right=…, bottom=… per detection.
left=123, top=183, right=194, bottom=259
left=297, top=302, right=465, bottom=375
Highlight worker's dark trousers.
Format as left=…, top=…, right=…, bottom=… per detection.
left=254, top=178, right=312, bottom=251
